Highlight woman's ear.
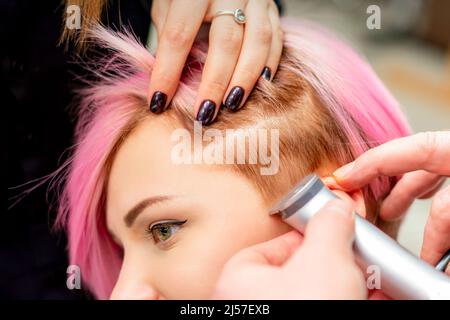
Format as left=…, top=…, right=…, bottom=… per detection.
left=321, top=176, right=367, bottom=219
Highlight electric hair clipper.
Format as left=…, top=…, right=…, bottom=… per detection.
left=269, top=174, right=450, bottom=300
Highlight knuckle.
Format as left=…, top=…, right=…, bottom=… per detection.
left=254, top=23, right=273, bottom=44
left=203, top=77, right=228, bottom=96
left=237, top=65, right=256, bottom=84
left=417, top=131, right=439, bottom=165
left=152, top=68, right=175, bottom=86
left=163, top=22, right=192, bottom=48
left=216, top=26, right=242, bottom=52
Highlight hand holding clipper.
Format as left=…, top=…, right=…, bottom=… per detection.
left=270, top=174, right=450, bottom=300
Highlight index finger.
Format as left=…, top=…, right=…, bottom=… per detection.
left=333, top=131, right=450, bottom=189
left=148, top=0, right=208, bottom=113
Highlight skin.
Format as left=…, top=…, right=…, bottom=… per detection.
left=106, top=116, right=293, bottom=299
left=105, top=115, right=371, bottom=299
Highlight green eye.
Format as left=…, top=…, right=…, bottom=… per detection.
left=149, top=220, right=186, bottom=244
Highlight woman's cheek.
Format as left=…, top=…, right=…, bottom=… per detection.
left=158, top=248, right=225, bottom=299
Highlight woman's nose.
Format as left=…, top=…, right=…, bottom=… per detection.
left=110, top=282, right=160, bottom=300
left=110, top=251, right=164, bottom=299
left=110, top=263, right=161, bottom=299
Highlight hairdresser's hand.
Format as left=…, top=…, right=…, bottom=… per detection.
left=211, top=199, right=367, bottom=299
left=333, top=131, right=450, bottom=273
left=149, top=0, right=282, bottom=124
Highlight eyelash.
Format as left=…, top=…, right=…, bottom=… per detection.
left=146, top=219, right=187, bottom=246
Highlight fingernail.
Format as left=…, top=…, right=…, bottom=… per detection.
left=196, top=100, right=216, bottom=125
left=149, top=91, right=167, bottom=114
left=333, top=162, right=355, bottom=180
left=322, top=176, right=339, bottom=189
left=261, top=66, right=272, bottom=81
left=224, top=86, right=244, bottom=112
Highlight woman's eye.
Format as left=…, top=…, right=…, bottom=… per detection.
left=149, top=220, right=187, bottom=244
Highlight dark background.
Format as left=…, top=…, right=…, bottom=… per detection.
left=2, top=0, right=152, bottom=299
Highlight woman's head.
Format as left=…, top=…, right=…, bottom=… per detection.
left=57, top=19, right=410, bottom=299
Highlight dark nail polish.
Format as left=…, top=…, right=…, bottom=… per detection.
left=196, top=100, right=216, bottom=125
left=261, top=67, right=271, bottom=81
left=149, top=91, right=167, bottom=114
left=224, top=86, right=245, bottom=112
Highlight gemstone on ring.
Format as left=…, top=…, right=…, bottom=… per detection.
left=234, top=9, right=246, bottom=24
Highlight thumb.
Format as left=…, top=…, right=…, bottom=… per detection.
left=225, top=230, right=303, bottom=268
left=292, top=199, right=356, bottom=264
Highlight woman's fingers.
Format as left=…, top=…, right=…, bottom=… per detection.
left=263, top=1, right=283, bottom=81
left=420, top=184, right=450, bottom=269
left=149, top=0, right=282, bottom=121
left=379, top=171, right=446, bottom=221
left=333, top=131, right=450, bottom=190
left=148, top=0, right=208, bottom=114
left=194, top=0, right=245, bottom=125
left=223, top=0, right=273, bottom=112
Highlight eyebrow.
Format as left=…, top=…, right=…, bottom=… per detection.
left=124, top=195, right=176, bottom=227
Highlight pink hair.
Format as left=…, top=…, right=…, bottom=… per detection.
left=56, top=19, right=411, bottom=299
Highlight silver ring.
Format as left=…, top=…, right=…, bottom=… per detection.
left=213, top=9, right=246, bottom=24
